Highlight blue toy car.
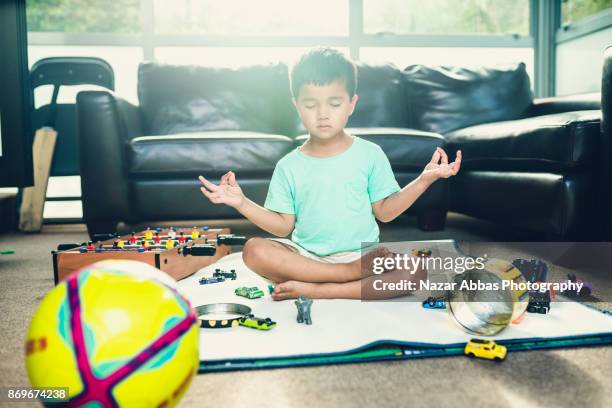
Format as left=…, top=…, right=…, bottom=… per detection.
left=198, top=276, right=225, bottom=285
left=422, top=296, right=446, bottom=309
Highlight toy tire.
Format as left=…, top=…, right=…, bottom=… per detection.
left=467, top=353, right=475, bottom=358
left=494, top=357, right=503, bottom=362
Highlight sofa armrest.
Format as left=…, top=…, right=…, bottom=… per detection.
left=116, top=98, right=144, bottom=139
left=523, top=92, right=601, bottom=118
left=76, top=90, right=132, bottom=229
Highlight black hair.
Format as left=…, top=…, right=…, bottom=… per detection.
left=290, top=47, right=358, bottom=99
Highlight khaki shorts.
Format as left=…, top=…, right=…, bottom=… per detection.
left=268, top=238, right=362, bottom=264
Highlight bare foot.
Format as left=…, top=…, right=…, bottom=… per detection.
left=359, top=245, right=397, bottom=277
left=271, top=280, right=319, bottom=301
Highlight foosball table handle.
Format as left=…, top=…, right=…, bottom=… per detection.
left=182, top=244, right=216, bottom=257
left=216, top=235, right=247, bottom=245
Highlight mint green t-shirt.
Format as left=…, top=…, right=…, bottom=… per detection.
left=264, top=136, right=401, bottom=256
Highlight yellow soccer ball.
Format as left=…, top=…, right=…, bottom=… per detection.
left=25, top=260, right=199, bottom=407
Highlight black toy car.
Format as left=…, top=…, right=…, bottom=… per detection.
left=213, top=268, right=237, bottom=280
left=527, top=290, right=551, bottom=314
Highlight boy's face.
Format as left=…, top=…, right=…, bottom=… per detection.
left=294, top=80, right=358, bottom=140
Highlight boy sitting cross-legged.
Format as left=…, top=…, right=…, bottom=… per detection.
left=199, top=47, right=461, bottom=300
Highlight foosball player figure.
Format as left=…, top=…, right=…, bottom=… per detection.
left=86, top=241, right=95, bottom=251
left=117, top=239, right=125, bottom=248
left=129, top=232, right=137, bottom=245
left=144, top=227, right=153, bottom=241
left=178, top=232, right=186, bottom=244
left=165, top=239, right=175, bottom=249
left=154, top=232, right=161, bottom=244
left=95, top=243, right=104, bottom=253
left=168, top=227, right=177, bottom=240
left=191, top=227, right=200, bottom=239
left=295, top=296, right=313, bottom=325
left=112, top=239, right=119, bottom=249
left=141, top=240, right=149, bottom=250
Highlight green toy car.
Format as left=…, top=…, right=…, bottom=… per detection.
left=234, top=286, right=265, bottom=299
left=238, top=314, right=276, bottom=330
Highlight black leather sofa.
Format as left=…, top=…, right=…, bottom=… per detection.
left=77, top=60, right=602, bottom=240
left=602, top=45, right=612, bottom=240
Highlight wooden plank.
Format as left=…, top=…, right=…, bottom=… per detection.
left=18, top=127, right=57, bottom=232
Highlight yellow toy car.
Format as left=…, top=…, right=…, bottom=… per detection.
left=464, top=338, right=507, bottom=361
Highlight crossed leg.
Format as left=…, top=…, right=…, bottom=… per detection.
left=242, top=237, right=361, bottom=284
left=242, top=238, right=426, bottom=300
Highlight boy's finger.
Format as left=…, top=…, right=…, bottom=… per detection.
left=200, top=186, right=211, bottom=198
left=200, top=186, right=214, bottom=198
left=229, top=172, right=238, bottom=187
left=430, top=149, right=441, bottom=164
left=453, top=150, right=462, bottom=173
left=199, top=175, right=219, bottom=192
left=438, top=147, right=448, bottom=165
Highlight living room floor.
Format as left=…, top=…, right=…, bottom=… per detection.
left=1, top=213, right=610, bottom=408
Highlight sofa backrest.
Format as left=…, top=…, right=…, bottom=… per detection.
left=138, top=62, right=298, bottom=136
left=137, top=60, right=535, bottom=138
left=403, top=62, right=533, bottom=135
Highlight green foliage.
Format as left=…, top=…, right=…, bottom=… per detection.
left=562, top=0, right=612, bottom=25
left=26, top=0, right=140, bottom=33
left=365, top=0, right=530, bottom=35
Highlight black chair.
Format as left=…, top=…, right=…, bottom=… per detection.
left=31, top=57, right=114, bottom=177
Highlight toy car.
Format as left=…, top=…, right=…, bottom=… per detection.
left=213, top=268, right=237, bottom=280
left=422, top=296, right=446, bottom=309
left=198, top=276, right=225, bottom=285
left=560, top=273, right=593, bottom=298
left=238, top=314, right=276, bottom=330
left=412, top=248, right=432, bottom=257
left=464, top=338, right=506, bottom=361
left=527, top=290, right=551, bottom=314
left=235, top=286, right=265, bottom=299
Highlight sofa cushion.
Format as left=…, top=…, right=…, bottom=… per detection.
left=127, top=131, right=295, bottom=177
left=138, top=62, right=297, bottom=136
left=295, top=128, right=444, bottom=170
left=403, top=63, right=533, bottom=134
left=445, top=110, right=602, bottom=171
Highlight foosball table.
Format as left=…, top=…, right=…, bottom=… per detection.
left=52, top=226, right=246, bottom=284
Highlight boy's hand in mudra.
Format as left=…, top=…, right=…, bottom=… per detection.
left=420, top=147, right=462, bottom=183
left=199, top=171, right=245, bottom=209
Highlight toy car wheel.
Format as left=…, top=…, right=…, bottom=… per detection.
left=494, top=357, right=503, bottom=362
left=579, top=287, right=590, bottom=297
left=257, top=319, right=265, bottom=325
left=428, top=299, right=436, bottom=307
left=467, top=352, right=475, bottom=358
left=538, top=308, right=546, bottom=314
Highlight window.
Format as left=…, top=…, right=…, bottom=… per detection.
left=28, top=46, right=142, bottom=104
left=153, top=0, right=348, bottom=36
left=26, top=0, right=140, bottom=33
left=364, top=0, right=529, bottom=35
left=562, top=0, right=612, bottom=26
left=154, top=47, right=349, bottom=67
